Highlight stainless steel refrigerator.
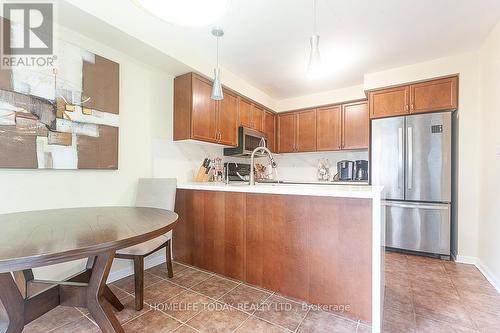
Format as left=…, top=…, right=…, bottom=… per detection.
left=371, top=112, right=452, bottom=258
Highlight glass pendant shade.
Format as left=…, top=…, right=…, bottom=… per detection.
left=211, top=68, right=224, bottom=100
left=308, top=34, right=322, bottom=75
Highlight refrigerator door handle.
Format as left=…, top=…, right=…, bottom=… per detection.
left=407, top=126, right=413, bottom=190
left=398, top=127, right=403, bottom=189
left=383, top=201, right=449, bottom=210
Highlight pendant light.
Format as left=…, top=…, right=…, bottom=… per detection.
left=308, top=0, right=322, bottom=76
left=211, top=28, right=224, bottom=100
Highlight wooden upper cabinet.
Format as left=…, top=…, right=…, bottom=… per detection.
left=174, top=73, right=236, bottom=146
left=191, top=76, right=217, bottom=142
left=369, top=86, right=410, bottom=119
left=217, top=89, right=238, bottom=146
left=410, top=76, right=458, bottom=114
left=263, top=110, right=276, bottom=152
left=238, top=99, right=252, bottom=128
left=369, top=76, right=458, bottom=119
left=342, top=101, right=369, bottom=150
left=278, top=113, right=296, bottom=153
left=296, top=109, right=316, bottom=152
left=316, top=105, right=341, bottom=151
left=252, top=105, right=264, bottom=132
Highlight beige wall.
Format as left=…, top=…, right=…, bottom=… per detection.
left=0, top=25, right=186, bottom=280
left=364, top=52, right=482, bottom=260
left=275, top=84, right=366, bottom=112
left=478, top=21, right=500, bottom=286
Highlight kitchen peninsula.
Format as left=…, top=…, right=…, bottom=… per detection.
left=173, top=183, right=384, bottom=331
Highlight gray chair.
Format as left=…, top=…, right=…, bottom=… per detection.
left=115, top=178, right=177, bottom=310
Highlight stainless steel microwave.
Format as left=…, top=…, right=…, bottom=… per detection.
left=223, top=127, right=268, bottom=157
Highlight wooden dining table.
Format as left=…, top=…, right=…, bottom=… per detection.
left=0, top=207, right=178, bottom=333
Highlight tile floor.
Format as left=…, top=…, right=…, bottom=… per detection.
left=20, top=253, right=500, bottom=333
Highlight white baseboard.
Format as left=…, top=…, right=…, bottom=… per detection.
left=456, top=255, right=500, bottom=293
left=455, top=255, right=478, bottom=265
left=107, top=253, right=166, bottom=283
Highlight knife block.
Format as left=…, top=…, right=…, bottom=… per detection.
left=195, top=166, right=211, bottom=182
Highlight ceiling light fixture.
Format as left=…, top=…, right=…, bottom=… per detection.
left=308, top=0, right=322, bottom=77
left=211, top=28, right=224, bottom=100
left=134, top=0, right=228, bottom=27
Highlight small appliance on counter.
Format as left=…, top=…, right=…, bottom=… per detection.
left=355, top=160, right=369, bottom=181
left=337, top=160, right=355, bottom=181
left=224, top=163, right=251, bottom=182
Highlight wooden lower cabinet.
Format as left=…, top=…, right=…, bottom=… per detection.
left=173, top=189, right=373, bottom=322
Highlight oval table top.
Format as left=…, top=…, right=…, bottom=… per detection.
left=0, top=207, right=178, bottom=273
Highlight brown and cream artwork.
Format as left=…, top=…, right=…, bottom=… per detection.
left=0, top=39, right=119, bottom=169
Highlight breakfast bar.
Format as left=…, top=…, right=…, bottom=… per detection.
left=173, top=183, right=384, bottom=332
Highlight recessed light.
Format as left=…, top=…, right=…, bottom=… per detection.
left=134, top=0, right=228, bottom=27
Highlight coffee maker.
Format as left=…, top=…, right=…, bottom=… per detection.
left=355, top=160, right=369, bottom=181
left=337, top=160, right=355, bottom=181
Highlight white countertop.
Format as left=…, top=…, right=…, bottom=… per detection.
left=177, top=182, right=383, bottom=199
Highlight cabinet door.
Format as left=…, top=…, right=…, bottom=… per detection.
left=192, top=77, right=217, bottom=142
left=263, top=110, right=276, bottom=152
left=252, top=104, right=264, bottom=131
left=296, top=109, right=317, bottom=152
left=369, top=86, right=410, bottom=119
left=342, top=101, right=369, bottom=150
left=239, top=99, right=253, bottom=128
left=316, top=105, right=341, bottom=151
left=217, top=89, right=238, bottom=146
left=410, top=76, right=458, bottom=114
left=278, top=113, right=296, bottom=153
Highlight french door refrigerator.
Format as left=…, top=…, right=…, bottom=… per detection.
left=371, top=112, right=452, bottom=258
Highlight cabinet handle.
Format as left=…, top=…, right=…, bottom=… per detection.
left=405, top=104, right=409, bottom=112
left=410, top=103, right=414, bottom=111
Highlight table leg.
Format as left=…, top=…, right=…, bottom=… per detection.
left=86, top=251, right=124, bottom=333
left=0, top=273, right=24, bottom=333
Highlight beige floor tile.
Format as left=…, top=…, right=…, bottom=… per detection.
left=123, top=310, right=181, bottom=332
left=168, top=267, right=212, bottom=288
left=190, top=275, right=239, bottom=299
left=114, top=296, right=151, bottom=325
left=254, top=295, right=308, bottom=331
left=173, top=325, right=199, bottom=333
left=297, top=310, right=358, bottom=333
left=161, top=290, right=214, bottom=323
left=147, top=262, right=189, bottom=279
left=187, top=302, right=249, bottom=332
left=112, top=272, right=162, bottom=294
left=415, top=315, right=479, bottom=333
left=143, top=280, right=187, bottom=306
left=235, top=316, right=288, bottom=332
left=356, top=323, right=372, bottom=333
left=23, top=306, right=83, bottom=333
left=49, top=316, right=99, bottom=333
left=219, top=284, right=272, bottom=314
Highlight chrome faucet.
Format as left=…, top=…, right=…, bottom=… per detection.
left=249, top=146, right=278, bottom=185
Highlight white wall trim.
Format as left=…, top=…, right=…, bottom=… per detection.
left=107, top=253, right=166, bottom=283
left=455, top=255, right=478, bottom=265
left=456, top=256, right=500, bottom=293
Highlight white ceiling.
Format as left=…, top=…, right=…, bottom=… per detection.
left=63, top=0, right=500, bottom=100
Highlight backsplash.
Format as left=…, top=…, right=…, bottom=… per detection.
left=271, top=150, right=369, bottom=181
left=153, top=138, right=368, bottom=183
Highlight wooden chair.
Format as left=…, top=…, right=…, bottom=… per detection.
left=115, top=178, right=177, bottom=310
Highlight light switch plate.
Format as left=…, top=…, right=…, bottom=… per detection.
left=497, top=144, right=500, bottom=156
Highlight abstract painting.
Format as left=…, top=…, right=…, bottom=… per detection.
left=0, top=24, right=119, bottom=169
